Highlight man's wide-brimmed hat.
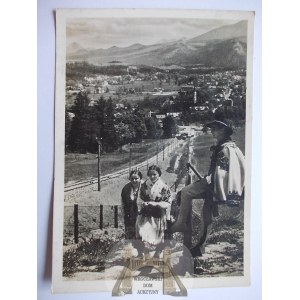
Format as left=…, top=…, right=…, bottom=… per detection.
left=205, top=120, right=233, bottom=135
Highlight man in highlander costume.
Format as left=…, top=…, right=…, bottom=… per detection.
left=170, top=120, right=245, bottom=256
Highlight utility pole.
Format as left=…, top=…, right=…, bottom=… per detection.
left=146, top=152, right=149, bottom=170
left=129, top=142, right=132, bottom=178
left=96, top=137, right=102, bottom=191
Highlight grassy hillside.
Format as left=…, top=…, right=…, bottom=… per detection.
left=64, top=139, right=175, bottom=183
left=63, top=126, right=246, bottom=278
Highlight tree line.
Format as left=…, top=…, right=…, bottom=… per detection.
left=65, top=91, right=178, bottom=154
left=65, top=87, right=246, bottom=154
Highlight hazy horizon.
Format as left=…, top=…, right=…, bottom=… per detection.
left=66, top=18, right=241, bottom=53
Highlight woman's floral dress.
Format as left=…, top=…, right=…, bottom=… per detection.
left=136, top=178, right=172, bottom=245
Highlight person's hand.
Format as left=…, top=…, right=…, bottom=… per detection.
left=205, top=175, right=212, bottom=184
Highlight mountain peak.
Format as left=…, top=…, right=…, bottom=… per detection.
left=67, top=20, right=247, bottom=68
left=67, top=42, right=84, bottom=53
left=108, top=45, right=119, bottom=50
left=188, top=20, right=247, bottom=43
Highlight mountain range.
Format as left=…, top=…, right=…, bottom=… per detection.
left=67, top=20, right=248, bottom=68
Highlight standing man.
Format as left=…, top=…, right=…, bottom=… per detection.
left=170, top=120, right=245, bottom=254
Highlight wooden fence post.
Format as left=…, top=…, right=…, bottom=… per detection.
left=114, top=206, right=118, bottom=228
left=74, top=204, right=79, bottom=244
left=100, top=205, right=103, bottom=230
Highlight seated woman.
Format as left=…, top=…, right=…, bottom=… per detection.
left=136, top=165, right=172, bottom=255
left=121, top=169, right=143, bottom=240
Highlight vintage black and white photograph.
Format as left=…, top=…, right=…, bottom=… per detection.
left=53, top=9, right=254, bottom=293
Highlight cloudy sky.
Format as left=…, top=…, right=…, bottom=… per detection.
left=66, top=18, right=239, bottom=51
